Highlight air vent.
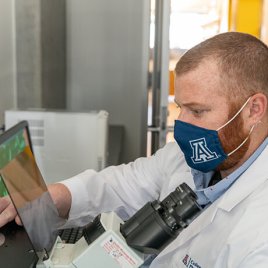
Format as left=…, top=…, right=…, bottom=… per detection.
left=97, top=157, right=103, bottom=171
left=32, top=138, right=44, bottom=147
left=27, top=119, right=45, bottom=147
left=27, top=119, right=44, bottom=127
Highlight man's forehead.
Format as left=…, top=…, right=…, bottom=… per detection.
left=174, top=82, right=220, bottom=105
left=174, top=66, right=226, bottom=106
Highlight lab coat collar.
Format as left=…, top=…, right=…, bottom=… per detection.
left=157, top=145, right=268, bottom=257
left=155, top=196, right=220, bottom=258
left=217, top=144, right=268, bottom=212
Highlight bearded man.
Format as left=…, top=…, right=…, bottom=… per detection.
left=1, top=32, right=268, bottom=267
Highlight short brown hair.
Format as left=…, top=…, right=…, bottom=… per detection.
left=175, top=32, right=268, bottom=102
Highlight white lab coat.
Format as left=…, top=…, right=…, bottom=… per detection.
left=61, top=142, right=268, bottom=268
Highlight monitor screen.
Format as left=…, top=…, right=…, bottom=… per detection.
left=0, top=121, right=64, bottom=252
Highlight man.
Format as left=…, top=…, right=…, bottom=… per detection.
left=1, top=32, right=268, bottom=267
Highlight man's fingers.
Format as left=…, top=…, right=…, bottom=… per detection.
left=0, top=196, right=11, bottom=213
left=15, top=215, right=22, bottom=226
left=0, top=202, right=17, bottom=227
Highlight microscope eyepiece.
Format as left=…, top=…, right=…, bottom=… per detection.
left=120, top=183, right=201, bottom=254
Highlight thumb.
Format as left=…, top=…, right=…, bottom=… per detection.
left=15, top=215, right=22, bottom=226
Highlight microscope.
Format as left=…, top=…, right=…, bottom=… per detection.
left=37, top=183, right=202, bottom=268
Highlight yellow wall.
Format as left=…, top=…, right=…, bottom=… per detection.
left=229, top=0, right=263, bottom=37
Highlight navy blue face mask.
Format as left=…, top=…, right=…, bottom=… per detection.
left=174, top=97, right=254, bottom=173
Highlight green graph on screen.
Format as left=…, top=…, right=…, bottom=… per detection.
left=0, top=175, right=8, bottom=197
left=0, top=130, right=26, bottom=197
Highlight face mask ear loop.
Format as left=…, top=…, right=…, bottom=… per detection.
left=217, top=97, right=252, bottom=132
left=227, top=124, right=255, bottom=156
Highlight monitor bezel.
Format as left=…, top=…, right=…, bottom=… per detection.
left=0, top=121, right=33, bottom=154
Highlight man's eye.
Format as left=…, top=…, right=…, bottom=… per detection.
left=192, top=109, right=204, bottom=116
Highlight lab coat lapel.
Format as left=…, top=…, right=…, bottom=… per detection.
left=158, top=145, right=268, bottom=258
left=157, top=197, right=221, bottom=257
left=217, top=145, right=268, bottom=212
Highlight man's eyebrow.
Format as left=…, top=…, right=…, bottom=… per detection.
left=174, top=100, right=208, bottom=108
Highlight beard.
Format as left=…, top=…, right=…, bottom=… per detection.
left=216, top=104, right=250, bottom=171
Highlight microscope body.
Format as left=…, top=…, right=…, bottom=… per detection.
left=37, top=183, right=201, bottom=268
left=37, top=212, right=144, bottom=268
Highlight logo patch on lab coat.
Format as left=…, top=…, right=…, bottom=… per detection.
left=182, top=254, right=202, bottom=268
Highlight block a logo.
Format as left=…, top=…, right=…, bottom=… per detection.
left=190, top=138, right=218, bottom=164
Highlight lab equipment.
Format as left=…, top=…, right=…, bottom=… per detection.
left=5, top=109, right=108, bottom=183
left=0, top=121, right=201, bottom=268
left=37, top=183, right=201, bottom=268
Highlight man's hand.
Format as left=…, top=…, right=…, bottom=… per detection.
left=0, top=196, right=21, bottom=227
left=47, top=183, right=72, bottom=219
left=0, top=183, right=71, bottom=228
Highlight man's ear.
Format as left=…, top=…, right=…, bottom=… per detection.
left=248, top=93, right=267, bottom=123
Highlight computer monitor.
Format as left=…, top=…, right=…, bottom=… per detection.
left=0, top=121, right=64, bottom=256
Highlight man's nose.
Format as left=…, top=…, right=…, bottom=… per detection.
left=177, top=109, right=193, bottom=125
left=177, top=109, right=186, bottom=121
